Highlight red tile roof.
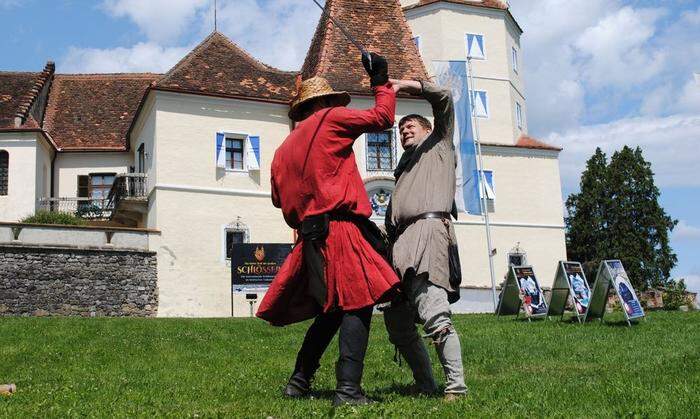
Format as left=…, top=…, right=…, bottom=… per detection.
left=0, top=71, right=41, bottom=128
left=42, top=74, right=160, bottom=151
left=156, top=32, right=296, bottom=103
left=302, top=0, right=429, bottom=95
left=403, top=0, right=508, bottom=12
left=482, top=135, right=562, bottom=151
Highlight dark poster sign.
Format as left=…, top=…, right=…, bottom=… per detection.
left=231, top=243, right=293, bottom=286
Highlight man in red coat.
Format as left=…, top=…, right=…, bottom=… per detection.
left=256, top=53, right=400, bottom=406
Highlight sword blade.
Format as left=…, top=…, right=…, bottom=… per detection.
left=311, top=0, right=367, bottom=54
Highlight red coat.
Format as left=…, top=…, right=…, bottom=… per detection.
left=256, top=85, right=400, bottom=326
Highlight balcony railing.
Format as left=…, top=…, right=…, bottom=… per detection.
left=106, top=173, right=148, bottom=211
left=37, top=197, right=112, bottom=220
left=37, top=174, right=147, bottom=223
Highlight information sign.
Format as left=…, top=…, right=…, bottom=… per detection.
left=547, top=261, right=591, bottom=322
left=585, top=260, right=645, bottom=325
left=231, top=243, right=293, bottom=287
left=497, top=265, right=547, bottom=320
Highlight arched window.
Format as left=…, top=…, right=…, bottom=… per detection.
left=224, top=217, right=250, bottom=261
left=0, top=150, right=8, bottom=196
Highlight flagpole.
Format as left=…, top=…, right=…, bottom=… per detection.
left=467, top=57, right=498, bottom=311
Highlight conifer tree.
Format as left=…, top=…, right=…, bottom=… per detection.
left=565, top=146, right=677, bottom=289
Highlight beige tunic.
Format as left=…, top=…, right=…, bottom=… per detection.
left=387, top=81, right=458, bottom=293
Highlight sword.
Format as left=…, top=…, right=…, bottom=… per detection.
left=310, top=0, right=372, bottom=70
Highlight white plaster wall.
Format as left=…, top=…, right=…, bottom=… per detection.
left=129, top=93, right=157, bottom=193
left=152, top=188, right=290, bottom=317
left=35, top=135, right=53, bottom=200
left=154, top=91, right=290, bottom=192
left=0, top=224, right=152, bottom=250
left=0, top=132, right=39, bottom=221
left=405, top=4, right=523, bottom=145
left=54, top=152, right=131, bottom=198
left=453, top=222, right=567, bottom=289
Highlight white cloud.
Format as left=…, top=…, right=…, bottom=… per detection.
left=551, top=113, right=700, bottom=190
left=574, top=7, right=667, bottom=89
left=509, top=0, right=613, bottom=134
left=60, top=42, right=191, bottom=73
left=211, top=0, right=320, bottom=70
left=101, top=0, right=209, bottom=44
left=673, top=220, right=700, bottom=241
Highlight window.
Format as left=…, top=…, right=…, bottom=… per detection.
left=0, top=150, right=7, bottom=195
left=512, top=47, right=519, bottom=73
left=137, top=143, right=145, bottom=173
left=226, top=231, right=246, bottom=259
left=77, top=173, right=116, bottom=200
left=226, top=138, right=244, bottom=170
left=466, top=34, right=485, bottom=59
left=225, top=217, right=250, bottom=261
left=472, top=90, right=488, bottom=118
left=516, top=102, right=523, bottom=129
left=366, top=130, right=395, bottom=171
left=478, top=170, right=495, bottom=212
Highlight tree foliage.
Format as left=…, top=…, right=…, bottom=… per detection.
left=565, top=146, right=677, bottom=289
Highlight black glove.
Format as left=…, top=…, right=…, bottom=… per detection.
left=362, top=52, right=389, bottom=87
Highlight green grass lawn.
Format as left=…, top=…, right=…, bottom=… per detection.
left=1, top=311, right=698, bottom=418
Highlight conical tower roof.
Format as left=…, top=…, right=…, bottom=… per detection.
left=302, top=0, right=429, bottom=94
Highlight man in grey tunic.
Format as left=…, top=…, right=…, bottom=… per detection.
left=384, top=79, right=467, bottom=400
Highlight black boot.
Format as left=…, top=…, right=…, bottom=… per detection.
left=283, top=370, right=313, bottom=398
left=283, top=311, right=344, bottom=398
left=332, top=307, right=373, bottom=407
left=332, top=359, right=372, bottom=406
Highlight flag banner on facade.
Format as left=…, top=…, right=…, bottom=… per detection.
left=432, top=60, right=481, bottom=215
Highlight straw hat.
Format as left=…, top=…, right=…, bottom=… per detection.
left=288, top=76, right=351, bottom=121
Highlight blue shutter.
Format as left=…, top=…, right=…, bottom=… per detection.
left=216, top=132, right=225, bottom=168
left=249, top=135, right=260, bottom=167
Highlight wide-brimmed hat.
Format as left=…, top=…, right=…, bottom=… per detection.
left=288, top=76, right=351, bottom=121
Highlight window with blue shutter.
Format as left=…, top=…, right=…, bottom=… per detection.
left=512, top=47, right=519, bottom=73
left=516, top=102, right=523, bottom=129
left=466, top=34, right=485, bottom=59
left=472, top=90, right=488, bottom=118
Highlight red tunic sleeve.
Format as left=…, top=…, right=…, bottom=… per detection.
left=328, top=84, right=396, bottom=146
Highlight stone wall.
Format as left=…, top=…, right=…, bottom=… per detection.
left=0, top=244, right=157, bottom=317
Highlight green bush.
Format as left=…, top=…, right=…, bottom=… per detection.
left=21, top=210, right=87, bottom=226
left=663, top=279, right=690, bottom=311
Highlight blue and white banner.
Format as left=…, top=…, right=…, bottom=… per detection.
left=433, top=60, right=481, bottom=215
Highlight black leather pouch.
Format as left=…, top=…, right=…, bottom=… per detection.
left=300, top=214, right=330, bottom=241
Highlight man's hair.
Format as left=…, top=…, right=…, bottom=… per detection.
left=398, top=114, right=432, bottom=131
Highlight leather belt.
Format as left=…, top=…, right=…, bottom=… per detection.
left=396, top=211, right=452, bottom=237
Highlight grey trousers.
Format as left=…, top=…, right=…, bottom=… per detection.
left=383, top=274, right=467, bottom=394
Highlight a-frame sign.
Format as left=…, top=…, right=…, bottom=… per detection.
left=497, top=266, right=548, bottom=320
left=585, top=260, right=645, bottom=326
left=547, top=261, right=591, bottom=322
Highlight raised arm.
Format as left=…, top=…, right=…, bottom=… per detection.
left=331, top=84, right=396, bottom=137
left=392, top=79, right=454, bottom=141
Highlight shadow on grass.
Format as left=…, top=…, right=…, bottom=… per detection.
left=372, top=383, right=442, bottom=399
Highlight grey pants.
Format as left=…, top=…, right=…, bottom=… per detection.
left=383, top=274, right=467, bottom=394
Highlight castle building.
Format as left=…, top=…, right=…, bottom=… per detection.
left=0, top=0, right=565, bottom=316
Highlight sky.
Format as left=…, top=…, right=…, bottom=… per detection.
left=1, top=0, right=699, bottom=292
